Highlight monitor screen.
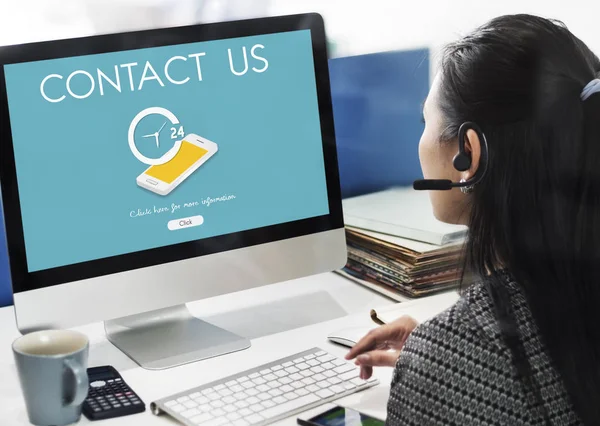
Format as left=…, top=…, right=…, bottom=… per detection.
left=2, top=29, right=331, bottom=275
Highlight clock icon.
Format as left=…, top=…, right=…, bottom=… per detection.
left=128, top=107, right=183, bottom=165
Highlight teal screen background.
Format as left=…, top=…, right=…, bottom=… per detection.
left=4, top=30, right=329, bottom=272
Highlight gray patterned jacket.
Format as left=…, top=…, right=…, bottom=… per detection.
left=386, top=274, right=581, bottom=425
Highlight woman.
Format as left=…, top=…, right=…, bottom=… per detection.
left=346, top=14, right=600, bottom=426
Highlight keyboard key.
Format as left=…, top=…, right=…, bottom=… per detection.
left=331, top=385, right=346, bottom=394
left=247, top=414, right=264, bottom=424
left=207, top=393, right=221, bottom=401
left=340, top=370, right=359, bottom=381
left=280, top=384, right=294, bottom=393
left=316, top=351, right=327, bottom=356
left=199, top=404, right=212, bottom=412
left=257, top=393, right=271, bottom=401
left=226, top=380, right=237, bottom=387
left=290, top=373, right=303, bottom=381
left=202, top=389, right=214, bottom=395
left=165, top=400, right=177, bottom=407
left=223, top=396, right=236, bottom=404
left=324, top=370, right=337, bottom=378
left=234, top=401, right=249, bottom=409
left=182, top=408, right=201, bottom=418
left=211, top=408, right=226, bottom=417
left=282, top=361, right=294, bottom=368
left=332, top=358, right=346, bottom=366
left=170, top=404, right=185, bottom=413
left=252, top=377, right=267, bottom=385
left=300, top=370, right=313, bottom=378
left=293, top=358, right=304, bottom=364
left=318, top=381, right=330, bottom=389
left=327, top=377, right=342, bottom=385
left=237, top=376, right=249, bottom=383
left=184, top=401, right=198, bottom=409
left=227, top=412, right=241, bottom=421
left=223, top=405, right=237, bottom=413
left=351, top=378, right=366, bottom=386
left=284, top=366, right=299, bottom=374
left=257, top=384, right=270, bottom=392
left=233, top=392, right=249, bottom=400
left=304, top=354, right=315, bottom=360
left=306, top=359, right=319, bottom=367
left=261, top=394, right=320, bottom=419
left=242, top=381, right=255, bottom=390
left=296, top=362, right=310, bottom=370
left=322, top=362, right=336, bottom=370
left=210, top=400, right=224, bottom=408
left=215, top=384, right=226, bottom=391
left=262, top=400, right=276, bottom=408
left=268, top=389, right=282, bottom=397
left=316, top=389, right=334, bottom=398
left=249, top=403, right=263, bottom=412
left=239, top=408, right=253, bottom=417
left=291, top=382, right=304, bottom=389
left=284, top=391, right=299, bottom=401
left=335, top=364, right=355, bottom=374
left=271, top=365, right=283, bottom=371
left=259, top=369, right=271, bottom=375
left=310, top=366, right=325, bottom=374
left=275, top=370, right=288, bottom=378
left=246, top=396, right=260, bottom=405
left=204, top=417, right=229, bottom=426
left=264, top=373, right=277, bottom=381
left=267, top=381, right=281, bottom=389
left=273, top=396, right=287, bottom=404
left=230, top=384, right=244, bottom=393
left=306, top=384, right=320, bottom=393
left=218, top=388, right=233, bottom=397
left=191, top=413, right=212, bottom=424
left=313, top=373, right=326, bottom=382
left=249, top=373, right=260, bottom=379
left=278, top=377, right=292, bottom=385
left=233, top=420, right=249, bottom=426
left=296, top=388, right=309, bottom=396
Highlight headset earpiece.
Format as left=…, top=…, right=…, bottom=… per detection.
left=453, top=122, right=474, bottom=172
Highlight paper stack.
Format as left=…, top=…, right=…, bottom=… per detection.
left=339, top=188, right=467, bottom=300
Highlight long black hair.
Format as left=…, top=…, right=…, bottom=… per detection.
left=438, top=14, right=600, bottom=424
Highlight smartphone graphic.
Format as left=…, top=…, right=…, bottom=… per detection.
left=136, top=133, right=218, bottom=196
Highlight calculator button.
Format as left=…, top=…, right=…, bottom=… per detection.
left=133, top=401, right=142, bottom=405
left=115, top=378, right=122, bottom=382
left=93, top=408, right=102, bottom=413
left=90, top=381, right=106, bottom=388
left=123, top=402, right=131, bottom=407
left=114, top=404, right=122, bottom=408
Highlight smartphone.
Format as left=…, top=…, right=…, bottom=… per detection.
left=136, top=133, right=218, bottom=196
left=298, top=404, right=385, bottom=426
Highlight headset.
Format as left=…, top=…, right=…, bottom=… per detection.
left=413, top=122, right=489, bottom=191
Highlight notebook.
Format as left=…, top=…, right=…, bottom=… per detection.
left=342, top=187, right=468, bottom=245
left=369, top=291, right=460, bottom=325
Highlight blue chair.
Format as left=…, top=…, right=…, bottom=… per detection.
left=329, top=48, right=430, bottom=198
left=0, top=199, right=12, bottom=307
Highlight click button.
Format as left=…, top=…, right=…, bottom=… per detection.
left=168, top=215, right=204, bottom=231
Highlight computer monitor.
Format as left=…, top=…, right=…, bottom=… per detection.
left=0, top=13, right=345, bottom=370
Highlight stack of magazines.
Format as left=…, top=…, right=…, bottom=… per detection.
left=338, top=188, right=468, bottom=300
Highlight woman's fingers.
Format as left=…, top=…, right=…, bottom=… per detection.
left=345, top=316, right=419, bottom=361
left=356, top=350, right=400, bottom=368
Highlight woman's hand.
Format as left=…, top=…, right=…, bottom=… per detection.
left=345, top=315, right=419, bottom=380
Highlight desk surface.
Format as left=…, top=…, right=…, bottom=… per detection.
left=0, top=272, right=451, bottom=426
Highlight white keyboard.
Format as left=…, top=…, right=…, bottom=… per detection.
left=150, top=347, right=379, bottom=426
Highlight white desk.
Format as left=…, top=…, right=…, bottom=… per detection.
left=0, top=273, right=449, bottom=426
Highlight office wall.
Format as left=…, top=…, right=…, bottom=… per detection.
left=269, top=0, right=600, bottom=77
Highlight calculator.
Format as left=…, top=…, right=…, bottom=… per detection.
left=82, top=365, right=145, bottom=421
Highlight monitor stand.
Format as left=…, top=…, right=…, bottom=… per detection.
left=104, top=305, right=251, bottom=370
